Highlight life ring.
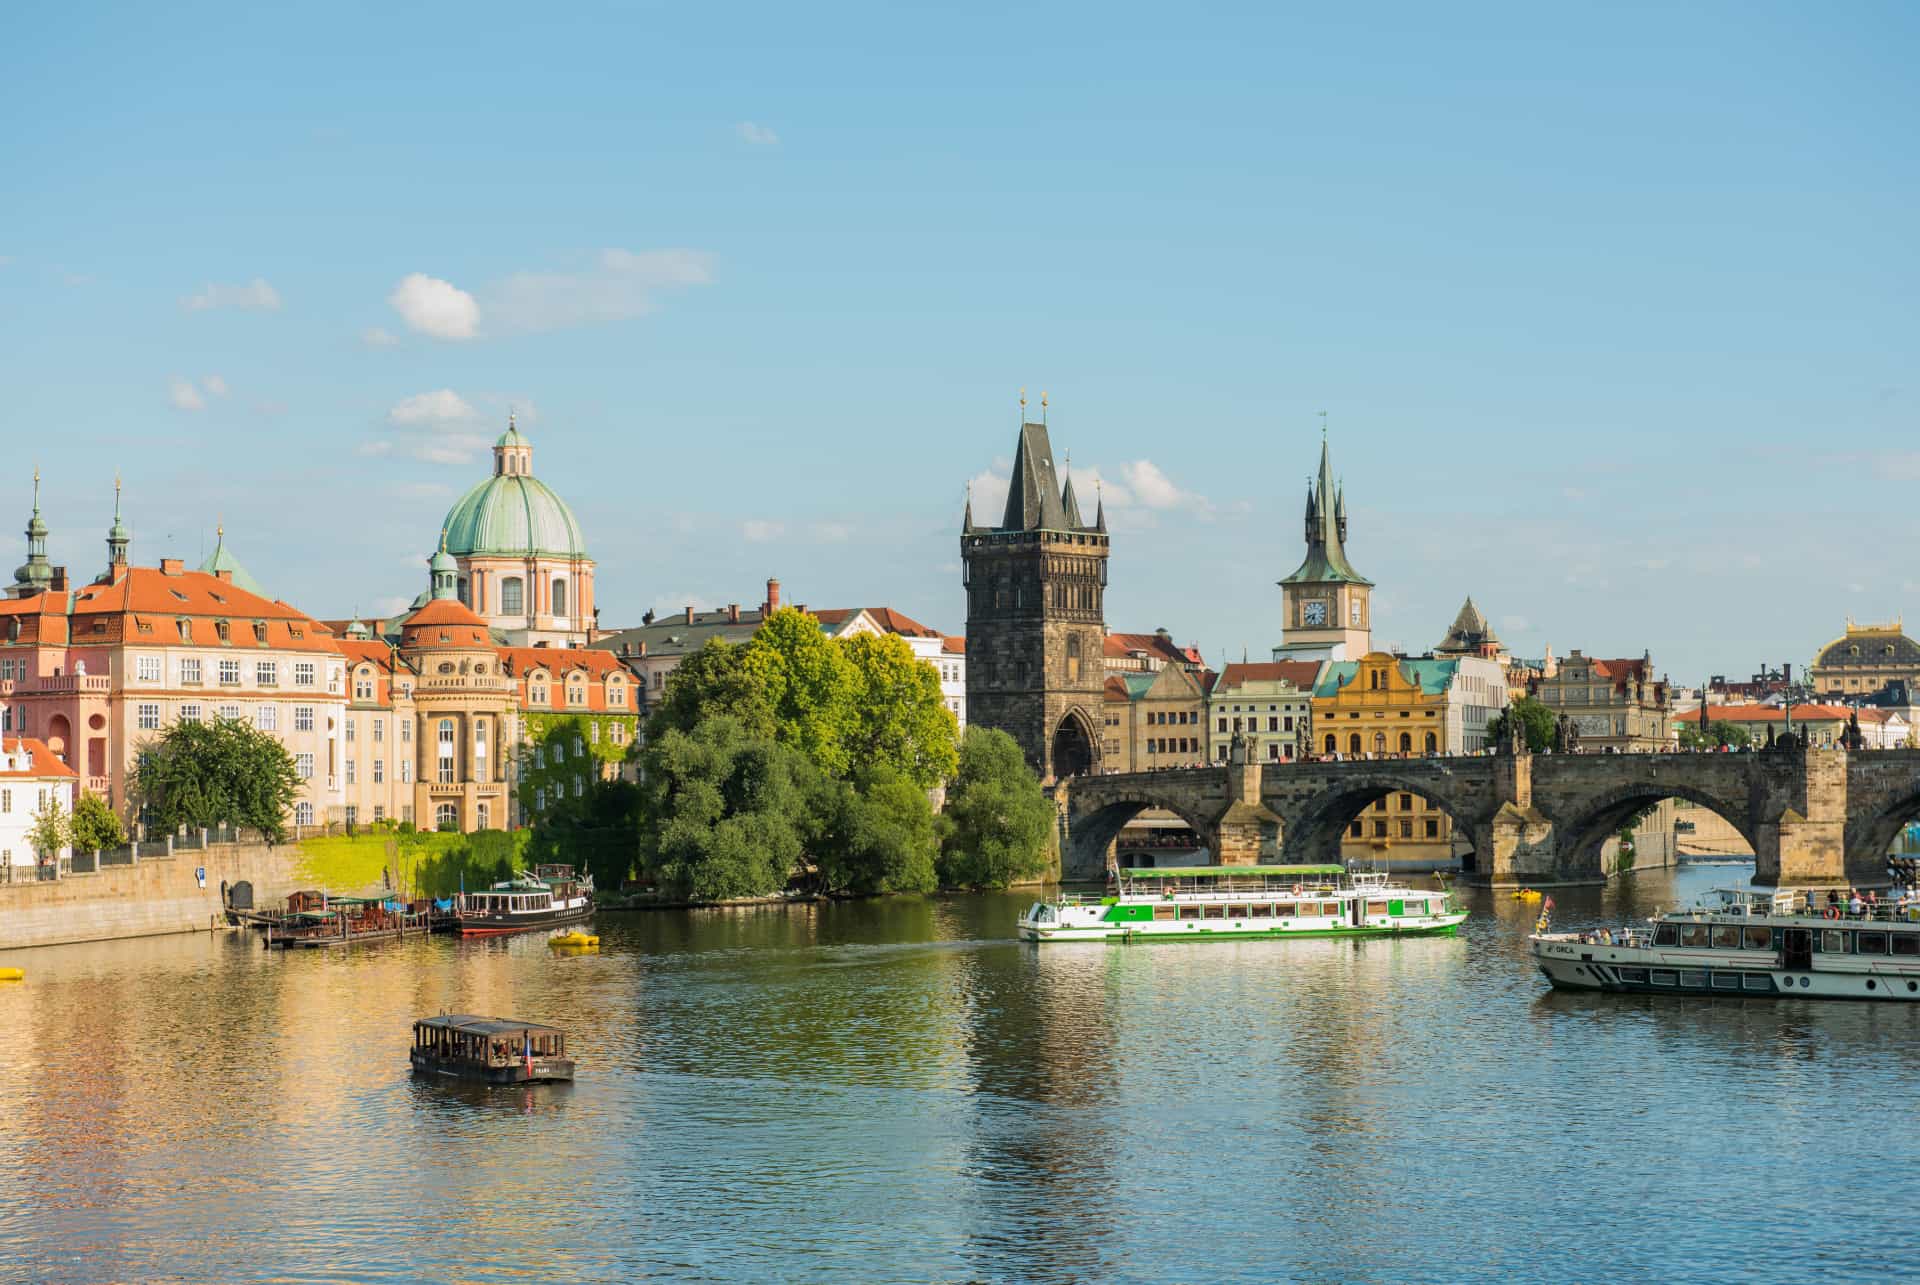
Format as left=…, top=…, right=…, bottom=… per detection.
left=1824, top=906, right=1840, bottom=920
left=1291, top=883, right=1304, bottom=896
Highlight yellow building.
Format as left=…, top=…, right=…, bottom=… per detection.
left=1312, top=652, right=1457, bottom=870
left=1809, top=619, right=1920, bottom=699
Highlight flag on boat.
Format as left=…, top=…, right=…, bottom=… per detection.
left=523, top=1033, right=533, bottom=1074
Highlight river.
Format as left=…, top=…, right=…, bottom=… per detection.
left=1, top=862, right=1916, bottom=1283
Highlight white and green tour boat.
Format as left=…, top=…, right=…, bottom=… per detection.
left=1018, top=865, right=1468, bottom=943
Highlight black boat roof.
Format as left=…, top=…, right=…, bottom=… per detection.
left=413, top=1014, right=565, bottom=1036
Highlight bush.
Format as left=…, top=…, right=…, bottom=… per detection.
left=937, top=727, right=1056, bottom=889
left=70, top=791, right=125, bottom=853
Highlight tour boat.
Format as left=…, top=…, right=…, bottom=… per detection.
left=1018, top=866, right=1467, bottom=943
left=452, top=865, right=594, bottom=937
left=1530, top=887, right=1920, bottom=1000
left=410, top=1015, right=575, bottom=1084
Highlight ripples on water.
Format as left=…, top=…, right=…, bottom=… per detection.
left=2, top=864, right=1918, bottom=1283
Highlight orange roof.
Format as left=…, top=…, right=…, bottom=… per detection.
left=942, top=635, right=965, bottom=654
left=1213, top=661, right=1321, bottom=692
left=3, top=567, right=340, bottom=653
left=1105, top=631, right=1201, bottom=666
left=1675, top=703, right=1859, bottom=724
left=816, top=607, right=945, bottom=639
left=1588, top=657, right=1653, bottom=681
left=1103, top=676, right=1131, bottom=700
left=399, top=598, right=492, bottom=648
left=496, top=647, right=630, bottom=679
left=1, top=737, right=76, bottom=779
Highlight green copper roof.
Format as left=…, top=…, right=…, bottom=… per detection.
left=1280, top=437, right=1372, bottom=587
left=442, top=473, right=587, bottom=559
left=496, top=423, right=529, bottom=449
left=197, top=530, right=269, bottom=598
left=1315, top=658, right=1459, bottom=697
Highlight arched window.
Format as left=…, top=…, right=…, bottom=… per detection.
left=1373, top=732, right=1386, bottom=755
left=1399, top=732, right=1412, bottom=755
left=457, top=576, right=470, bottom=606
left=1369, top=669, right=1382, bottom=691
left=476, top=802, right=490, bottom=830
left=435, top=803, right=458, bottom=831
left=1066, top=636, right=1082, bottom=682
left=1348, top=732, right=1362, bottom=756
left=552, top=577, right=569, bottom=617
left=1424, top=731, right=1438, bottom=753
left=1324, top=733, right=1337, bottom=754
left=501, top=577, right=525, bottom=615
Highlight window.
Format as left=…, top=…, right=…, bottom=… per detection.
left=474, top=718, right=489, bottom=760
left=373, top=718, right=384, bottom=743
left=295, top=802, right=314, bottom=827
left=373, top=806, right=385, bottom=823
left=1744, top=926, right=1773, bottom=951
left=1372, top=820, right=1387, bottom=838
left=1653, top=923, right=1679, bottom=947
left=1820, top=930, right=1846, bottom=954
left=295, top=753, right=314, bottom=780
left=567, top=679, right=585, bottom=707
left=402, top=806, right=413, bottom=825
left=502, top=577, right=524, bottom=614
left=136, top=655, right=162, bottom=683
left=435, top=803, right=458, bottom=830
left=401, top=719, right=412, bottom=744
left=553, top=741, right=566, bottom=764
left=1348, top=733, right=1362, bottom=755
left=1679, top=923, right=1710, bottom=947
left=294, top=706, right=314, bottom=732
left=531, top=684, right=548, bottom=705
left=345, top=759, right=356, bottom=785
left=256, top=661, right=278, bottom=686
left=354, top=670, right=374, bottom=701
left=137, top=703, right=161, bottom=730
left=180, top=704, right=202, bottom=724
left=552, top=578, right=568, bottom=617
left=293, top=661, right=316, bottom=687
left=536, top=787, right=546, bottom=811
left=1066, top=635, right=1082, bottom=682
left=255, top=705, right=277, bottom=731
left=477, top=802, right=490, bottom=830
left=345, top=806, right=358, bottom=827
left=0, top=790, right=8, bottom=813
left=400, top=759, right=411, bottom=784
left=590, top=722, right=601, bottom=744
left=609, top=682, right=627, bottom=708
left=1858, top=932, right=1888, bottom=956
left=219, top=659, right=242, bottom=686
left=1399, top=819, right=1413, bottom=838
left=437, top=719, right=456, bottom=783
left=1711, top=925, right=1739, bottom=949
left=219, top=703, right=241, bottom=720
left=372, top=758, right=384, bottom=784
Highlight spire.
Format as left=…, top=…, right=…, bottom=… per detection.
left=962, top=481, right=975, bottom=534
left=1060, top=450, right=1084, bottom=527
left=1280, top=420, right=1371, bottom=588
left=998, top=421, right=1072, bottom=531
left=428, top=526, right=458, bottom=600
left=11, top=469, right=53, bottom=597
left=105, top=472, right=130, bottom=573
left=1094, top=479, right=1107, bottom=533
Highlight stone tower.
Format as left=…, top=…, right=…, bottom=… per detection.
left=962, top=418, right=1110, bottom=781
left=1275, top=434, right=1372, bottom=660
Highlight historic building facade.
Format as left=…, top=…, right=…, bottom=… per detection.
left=1101, top=664, right=1212, bottom=773
left=441, top=418, right=596, bottom=647
left=962, top=419, right=1110, bottom=780
left=1275, top=436, right=1372, bottom=661
left=0, top=731, right=77, bottom=873
left=1809, top=620, right=1920, bottom=699
left=1529, top=650, right=1672, bottom=752
left=1207, top=661, right=1321, bottom=764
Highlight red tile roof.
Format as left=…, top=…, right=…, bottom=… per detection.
left=3, top=567, right=340, bottom=653
left=496, top=647, right=630, bottom=680
left=816, top=607, right=946, bottom=639
left=1213, top=661, right=1321, bottom=692
left=1674, top=703, right=1860, bottom=724
left=942, top=635, right=965, bottom=655
left=1, top=737, right=76, bottom=778
left=1105, top=631, right=1201, bottom=666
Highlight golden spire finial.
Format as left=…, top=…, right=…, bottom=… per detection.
left=1019, top=387, right=1026, bottom=415
left=1318, top=409, right=1328, bottom=439
left=1041, top=389, right=1048, bottom=425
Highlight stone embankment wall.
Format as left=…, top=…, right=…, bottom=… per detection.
left=0, top=842, right=387, bottom=951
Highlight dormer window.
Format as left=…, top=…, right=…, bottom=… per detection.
left=215, top=619, right=231, bottom=642
left=176, top=618, right=192, bottom=641
left=252, top=621, right=268, bottom=643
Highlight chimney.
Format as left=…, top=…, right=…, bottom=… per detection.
left=765, top=577, right=781, bottom=613
left=50, top=567, right=67, bottom=592
left=796, top=603, right=807, bottom=616
left=215, top=569, right=234, bottom=583
left=637, top=641, right=647, bottom=657
left=684, top=605, right=695, bottom=625
left=728, top=603, right=740, bottom=623
left=161, top=558, right=184, bottom=575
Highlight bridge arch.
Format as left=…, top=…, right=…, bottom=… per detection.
left=1051, top=708, right=1098, bottom=781
left=1547, top=781, right=1758, bottom=881
left=1272, top=766, right=1487, bottom=871
left=1846, top=783, right=1920, bottom=880
left=1062, top=786, right=1223, bottom=882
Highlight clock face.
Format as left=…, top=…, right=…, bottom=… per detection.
left=1302, top=599, right=1327, bottom=627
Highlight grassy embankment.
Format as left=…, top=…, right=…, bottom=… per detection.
left=292, top=831, right=533, bottom=898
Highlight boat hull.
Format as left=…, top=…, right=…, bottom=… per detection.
left=1531, top=936, right=1920, bottom=1001
left=409, top=1051, right=575, bottom=1084
left=1020, top=915, right=1466, bottom=943
left=453, top=903, right=592, bottom=937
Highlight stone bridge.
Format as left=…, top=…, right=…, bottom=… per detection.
left=1061, top=744, right=1920, bottom=887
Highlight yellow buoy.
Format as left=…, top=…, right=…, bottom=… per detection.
left=0, top=968, right=24, bottom=982
left=548, top=931, right=598, bottom=950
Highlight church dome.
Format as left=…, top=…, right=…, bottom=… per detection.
left=440, top=421, right=588, bottom=560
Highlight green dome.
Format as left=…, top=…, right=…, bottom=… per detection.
left=442, top=473, right=587, bottom=559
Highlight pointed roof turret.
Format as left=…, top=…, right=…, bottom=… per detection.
left=1060, top=452, right=1084, bottom=528
left=1280, top=430, right=1371, bottom=587
left=999, top=422, right=1074, bottom=531
left=962, top=482, right=976, bottom=535
left=1094, top=480, right=1107, bottom=533
left=197, top=523, right=270, bottom=598
left=11, top=470, right=53, bottom=597
left=105, top=473, right=131, bottom=575
left=1435, top=595, right=1500, bottom=655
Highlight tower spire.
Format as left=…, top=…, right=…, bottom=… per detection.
left=105, top=470, right=131, bottom=575
left=11, top=469, right=53, bottom=598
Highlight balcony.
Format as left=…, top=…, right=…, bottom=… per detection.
left=5, top=675, right=112, bottom=696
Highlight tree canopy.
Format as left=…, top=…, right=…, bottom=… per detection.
left=131, top=717, right=303, bottom=842
left=937, top=727, right=1056, bottom=889
left=1678, top=720, right=1752, bottom=750
left=840, top=632, right=960, bottom=790
left=70, top=792, right=125, bottom=853
left=27, top=794, right=69, bottom=859
left=1487, top=697, right=1557, bottom=753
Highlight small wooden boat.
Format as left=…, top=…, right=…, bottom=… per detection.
left=265, top=897, right=432, bottom=949
left=410, top=1015, right=574, bottom=1084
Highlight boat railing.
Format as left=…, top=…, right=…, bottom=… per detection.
left=1687, top=898, right=1920, bottom=923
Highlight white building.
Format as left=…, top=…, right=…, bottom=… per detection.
left=0, top=728, right=76, bottom=873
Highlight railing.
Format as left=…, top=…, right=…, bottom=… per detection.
left=4, top=674, right=112, bottom=695
left=85, top=776, right=111, bottom=796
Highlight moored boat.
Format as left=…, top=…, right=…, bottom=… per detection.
left=452, top=865, right=594, bottom=937
left=1530, top=887, right=1920, bottom=1000
left=264, top=896, right=432, bottom=949
left=1018, top=865, right=1467, bottom=943
left=409, top=1015, right=575, bottom=1084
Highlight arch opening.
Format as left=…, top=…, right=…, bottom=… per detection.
left=1282, top=778, right=1477, bottom=875
left=1554, top=786, right=1756, bottom=881
left=1051, top=710, right=1096, bottom=782
left=1065, top=794, right=1219, bottom=881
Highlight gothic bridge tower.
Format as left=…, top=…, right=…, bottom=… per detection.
left=962, top=409, right=1109, bottom=781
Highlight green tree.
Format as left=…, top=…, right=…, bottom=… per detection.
left=70, top=791, right=125, bottom=853
left=27, top=794, right=70, bottom=861
left=841, top=633, right=960, bottom=790
left=740, top=608, right=860, bottom=776
left=638, top=715, right=823, bottom=901
left=647, top=638, right=776, bottom=742
left=937, top=727, right=1057, bottom=889
left=1487, top=696, right=1557, bottom=753
left=131, top=717, right=303, bottom=842
left=1677, top=720, right=1752, bottom=751
left=814, top=765, right=939, bottom=895
left=526, top=778, right=644, bottom=892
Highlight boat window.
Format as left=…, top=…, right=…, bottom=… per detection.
left=1650, top=970, right=1678, bottom=986
left=1228, top=905, right=1251, bottom=918
left=1653, top=923, right=1679, bottom=947
left=1857, top=931, right=1888, bottom=956
left=1679, top=924, right=1710, bottom=948
left=1742, top=974, right=1771, bottom=991
left=1711, top=925, right=1740, bottom=949
left=1366, top=901, right=1389, bottom=917
left=1743, top=926, right=1773, bottom=950
left=1820, top=929, right=1847, bottom=954
left=1153, top=905, right=1176, bottom=921
left=1203, top=904, right=1226, bottom=920
left=1177, top=906, right=1201, bottom=921
left=1250, top=903, right=1273, bottom=918
left=1617, top=967, right=1648, bottom=983
left=1712, top=973, right=1740, bottom=990
left=1892, top=934, right=1919, bottom=957
left=1679, top=970, right=1707, bottom=988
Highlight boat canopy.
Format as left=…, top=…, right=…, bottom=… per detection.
left=1122, top=864, right=1345, bottom=879
left=413, top=1014, right=565, bottom=1038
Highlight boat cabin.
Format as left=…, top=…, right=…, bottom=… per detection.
left=410, top=1014, right=574, bottom=1084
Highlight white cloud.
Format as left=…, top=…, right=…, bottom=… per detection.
left=383, top=389, right=486, bottom=463
left=1067, top=464, right=1131, bottom=509
left=168, top=377, right=206, bottom=411
left=742, top=520, right=785, bottom=542
left=202, top=375, right=229, bottom=397
left=388, top=272, right=480, bottom=340
left=967, top=469, right=1009, bottom=523
left=736, top=121, right=780, bottom=145
left=180, top=277, right=281, bottom=312
left=388, top=389, right=476, bottom=426
left=1121, top=459, right=1206, bottom=511
left=811, top=521, right=853, bottom=543
left=486, top=248, right=714, bottom=334
left=373, top=595, right=413, bottom=618
left=361, top=326, right=400, bottom=348
left=1500, top=614, right=1531, bottom=633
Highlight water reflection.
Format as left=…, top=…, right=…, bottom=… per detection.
left=1, top=867, right=1919, bottom=1281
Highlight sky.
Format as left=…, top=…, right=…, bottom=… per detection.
left=2, top=2, right=1915, bottom=681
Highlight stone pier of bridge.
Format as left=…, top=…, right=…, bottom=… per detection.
left=1061, top=744, right=1920, bottom=888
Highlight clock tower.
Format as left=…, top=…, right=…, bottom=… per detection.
left=1275, top=434, right=1372, bottom=660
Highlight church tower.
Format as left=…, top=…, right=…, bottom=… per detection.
left=1275, top=433, right=1372, bottom=660
left=962, top=408, right=1109, bottom=781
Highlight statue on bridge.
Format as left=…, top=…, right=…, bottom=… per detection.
left=1503, top=706, right=1528, bottom=756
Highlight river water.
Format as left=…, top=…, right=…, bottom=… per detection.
left=2, top=863, right=1917, bottom=1284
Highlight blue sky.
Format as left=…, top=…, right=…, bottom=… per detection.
left=3, top=2, right=1915, bottom=681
